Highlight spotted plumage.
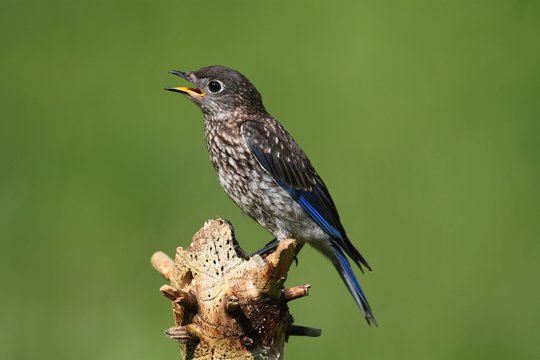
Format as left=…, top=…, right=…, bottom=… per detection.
left=166, top=65, right=376, bottom=324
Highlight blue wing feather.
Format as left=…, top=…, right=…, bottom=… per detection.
left=280, top=181, right=343, bottom=240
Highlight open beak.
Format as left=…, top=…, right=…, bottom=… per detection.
left=165, top=70, right=205, bottom=97
left=165, top=86, right=205, bottom=97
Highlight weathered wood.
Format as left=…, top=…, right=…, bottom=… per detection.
left=151, top=218, right=320, bottom=359
left=282, top=285, right=311, bottom=302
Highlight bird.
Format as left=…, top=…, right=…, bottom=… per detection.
left=166, top=65, right=376, bottom=325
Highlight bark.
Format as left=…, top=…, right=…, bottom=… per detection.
left=151, top=218, right=320, bottom=360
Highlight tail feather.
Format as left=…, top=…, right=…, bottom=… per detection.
left=332, top=243, right=377, bottom=326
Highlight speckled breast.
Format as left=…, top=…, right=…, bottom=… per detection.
left=204, top=120, right=326, bottom=242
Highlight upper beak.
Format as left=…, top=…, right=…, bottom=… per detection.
left=165, top=70, right=205, bottom=97
left=169, top=70, right=188, bottom=79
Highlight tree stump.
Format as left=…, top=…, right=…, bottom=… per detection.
left=151, top=218, right=320, bottom=360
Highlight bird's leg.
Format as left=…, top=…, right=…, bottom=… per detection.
left=253, top=238, right=280, bottom=257
left=253, top=238, right=300, bottom=266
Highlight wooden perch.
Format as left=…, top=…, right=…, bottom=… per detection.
left=151, top=218, right=321, bottom=359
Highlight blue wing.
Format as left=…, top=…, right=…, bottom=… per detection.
left=241, top=120, right=376, bottom=324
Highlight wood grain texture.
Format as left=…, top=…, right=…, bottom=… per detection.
left=152, top=219, right=319, bottom=360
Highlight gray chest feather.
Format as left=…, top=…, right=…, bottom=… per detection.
left=205, top=123, right=274, bottom=206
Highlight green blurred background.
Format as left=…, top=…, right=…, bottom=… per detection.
left=1, top=1, right=539, bottom=359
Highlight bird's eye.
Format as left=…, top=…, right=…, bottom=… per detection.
left=208, top=80, right=223, bottom=93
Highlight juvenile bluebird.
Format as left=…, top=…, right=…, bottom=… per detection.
left=166, top=66, right=376, bottom=325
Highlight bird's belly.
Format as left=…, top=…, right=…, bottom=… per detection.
left=216, top=164, right=326, bottom=242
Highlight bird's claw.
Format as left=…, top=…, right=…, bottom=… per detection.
left=252, top=239, right=300, bottom=266
left=252, top=238, right=280, bottom=258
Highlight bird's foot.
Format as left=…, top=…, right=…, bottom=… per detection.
left=252, top=238, right=279, bottom=258
left=253, top=238, right=299, bottom=266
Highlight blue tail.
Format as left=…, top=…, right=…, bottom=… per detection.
left=332, top=244, right=377, bottom=325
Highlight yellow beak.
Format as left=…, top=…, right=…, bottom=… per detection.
left=165, top=87, right=205, bottom=97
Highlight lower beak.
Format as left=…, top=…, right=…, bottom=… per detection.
left=165, top=87, right=205, bottom=97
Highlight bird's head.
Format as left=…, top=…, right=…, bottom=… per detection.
left=166, top=65, right=266, bottom=118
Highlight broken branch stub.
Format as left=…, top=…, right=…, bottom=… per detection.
left=151, top=218, right=321, bottom=359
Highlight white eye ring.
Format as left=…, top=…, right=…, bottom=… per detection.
left=208, top=80, right=224, bottom=94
